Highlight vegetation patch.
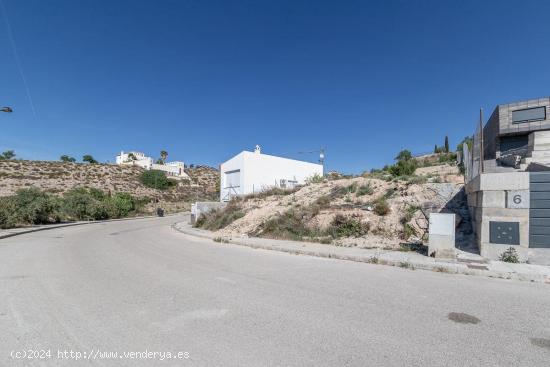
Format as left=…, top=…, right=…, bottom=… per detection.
left=356, top=183, right=373, bottom=196
left=306, top=173, right=324, bottom=184
left=140, top=170, right=177, bottom=190
left=326, top=214, right=370, bottom=239
left=499, top=247, right=520, bottom=263
left=0, top=187, right=147, bottom=229
left=373, top=198, right=390, bottom=216
left=244, top=186, right=300, bottom=200
left=194, top=201, right=245, bottom=231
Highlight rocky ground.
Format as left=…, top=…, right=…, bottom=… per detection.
left=0, top=160, right=219, bottom=213
left=213, top=163, right=473, bottom=251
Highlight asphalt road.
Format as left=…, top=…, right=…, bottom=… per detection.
left=1, top=215, right=549, bottom=366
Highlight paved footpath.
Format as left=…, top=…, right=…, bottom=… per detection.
left=174, top=220, right=550, bottom=284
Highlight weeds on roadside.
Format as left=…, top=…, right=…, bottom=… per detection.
left=499, top=247, right=520, bottom=263
left=194, top=201, right=245, bottom=231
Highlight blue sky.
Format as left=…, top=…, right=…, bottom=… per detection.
left=1, top=0, right=549, bottom=173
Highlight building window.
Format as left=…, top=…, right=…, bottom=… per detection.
left=224, top=170, right=240, bottom=188
left=512, top=106, right=546, bottom=124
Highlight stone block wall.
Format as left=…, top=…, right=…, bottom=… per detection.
left=466, top=172, right=530, bottom=261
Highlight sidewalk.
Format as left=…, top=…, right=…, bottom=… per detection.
left=0, top=213, right=181, bottom=240
left=173, top=221, right=550, bottom=284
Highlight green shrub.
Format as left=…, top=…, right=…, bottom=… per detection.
left=62, top=188, right=139, bottom=220
left=499, top=247, right=520, bottom=263
left=109, top=192, right=136, bottom=217
left=388, top=159, right=417, bottom=176
left=13, top=188, right=61, bottom=225
left=326, top=214, right=370, bottom=238
left=140, top=170, right=176, bottom=190
left=0, top=197, right=17, bottom=229
left=356, top=183, right=373, bottom=196
left=0, top=187, right=144, bottom=228
left=253, top=209, right=314, bottom=240
left=373, top=198, right=390, bottom=216
left=62, top=188, right=98, bottom=220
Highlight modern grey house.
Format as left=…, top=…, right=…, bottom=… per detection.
left=465, top=97, right=550, bottom=265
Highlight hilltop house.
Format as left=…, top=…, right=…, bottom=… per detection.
left=219, top=145, right=323, bottom=201
left=115, top=151, right=188, bottom=178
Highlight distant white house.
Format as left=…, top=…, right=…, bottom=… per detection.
left=115, top=151, right=189, bottom=178
left=219, top=145, right=323, bottom=201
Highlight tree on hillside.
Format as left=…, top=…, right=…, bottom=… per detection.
left=82, top=155, right=98, bottom=164
left=444, top=136, right=449, bottom=153
left=160, top=150, right=168, bottom=164
left=395, top=149, right=412, bottom=162
left=0, top=150, right=16, bottom=160
left=60, top=155, right=76, bottom=163
left=388, top=149, right=417, bottom=176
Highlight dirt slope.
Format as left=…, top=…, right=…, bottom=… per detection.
left=214, top=164, right=471, bottom=249
left=0, top=160, right=219, bottom=212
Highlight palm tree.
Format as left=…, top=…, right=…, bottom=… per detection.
left=160, top=150, right=168, bottom=164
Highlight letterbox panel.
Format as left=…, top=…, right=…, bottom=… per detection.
left=489, top=221, right=520, bottom=245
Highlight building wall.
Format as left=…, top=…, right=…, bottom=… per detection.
left=498, top=97, right=550, bottom=136
left=241, top=151, right=323, bottom=194
left=219, top=151, right=323, bottom=201
left=465, top=172, right=550, bottom=265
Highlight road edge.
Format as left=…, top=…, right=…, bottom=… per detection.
left=172, top=221, right=550, bottom=285
left=0, top=213, right=183, bottom=240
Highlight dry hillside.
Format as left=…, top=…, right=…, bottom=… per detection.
left=209, top=163, right=472, bottom=250
left=0, top=160, right=219, bottom=212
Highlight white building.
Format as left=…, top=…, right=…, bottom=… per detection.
left=115, top=151, right=189, bottom=178
left=219, top=145, right=323, bottom=201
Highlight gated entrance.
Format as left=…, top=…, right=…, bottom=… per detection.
left=530, top=172, right=550, bottom=248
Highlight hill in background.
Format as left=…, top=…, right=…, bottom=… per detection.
left=0, top=160, right=219, bottom=213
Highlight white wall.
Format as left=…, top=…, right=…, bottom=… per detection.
left=115, top=151, right=188, bottom=178
left=220, top=152, right=246, bottom=201
left=220, top=151, right=323, bottom=201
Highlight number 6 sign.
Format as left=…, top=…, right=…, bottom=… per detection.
left=507, top=191, right=529, bottom=209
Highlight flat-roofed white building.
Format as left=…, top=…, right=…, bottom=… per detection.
left=115, top=151, right=188, bottom=178
left=220, top=145, right=323, bottom=201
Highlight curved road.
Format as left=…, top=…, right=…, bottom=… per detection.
left=0, top=215, right=549, bottom=366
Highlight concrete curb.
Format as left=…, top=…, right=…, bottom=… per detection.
left=0, top=213, right=183, bottom=240
left=173, top=222, right=550, bottom=284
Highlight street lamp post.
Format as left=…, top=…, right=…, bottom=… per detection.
left=1, top=107, right=13, bottom=113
